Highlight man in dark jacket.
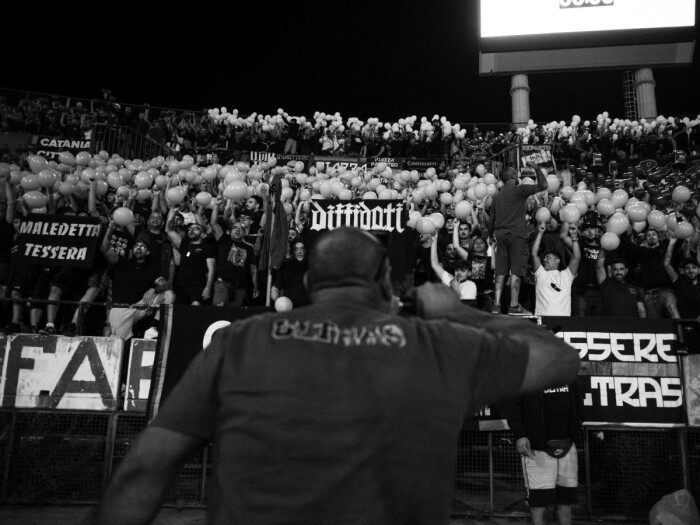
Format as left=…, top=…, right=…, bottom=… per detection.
left=501, top=383, right=582, bottom=525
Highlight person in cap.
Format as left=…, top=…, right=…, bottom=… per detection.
left=569, top=218, right=603, bottom=316
left=531, top=221, right=581, bottom=316
left=94, top=226, right=580, bottom=525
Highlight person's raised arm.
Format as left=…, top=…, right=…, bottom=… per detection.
left=165, top=207, right=182, bottom=250
left=412, top=283, right=580, bottom=395
left=567, top=225, right=581, bottom=276
left=663, top=232, right=679, bottom=283
left=530, top=162, right=548, bottom=193
left=100, top=221, right=119, bottom=266
left=531, top=221, right=545, bottom=272
left=210, top=194, right=224, bottom=241
left=595, top=247, right=607, bottom=285
left=429, top=232, right=447, bottom=281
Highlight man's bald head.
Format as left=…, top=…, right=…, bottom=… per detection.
left=306, top=227, right=389, bottom=294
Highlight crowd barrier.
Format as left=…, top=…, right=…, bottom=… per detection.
left=0, top=305, right=698, bottom=520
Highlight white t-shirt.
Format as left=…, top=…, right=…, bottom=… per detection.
left=534, top=266, right=575, bottom=316
left=441, top=272, right=478, bottom=300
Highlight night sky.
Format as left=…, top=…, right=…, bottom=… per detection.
left=5, top=1, right=700, bottom=126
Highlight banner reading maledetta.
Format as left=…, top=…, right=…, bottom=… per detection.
left=16, top=214, right=102, bottom=268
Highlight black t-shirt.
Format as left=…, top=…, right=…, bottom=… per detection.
left=273, top=258, right=310, bottom=308
left=599, top=278, right=644, bottom=317
left=468, top=253, right=494, bottom=294
left=215, top=236, right=255, bottom=286
left=175, top=237, right=216, bottom=288
left=112, top=255, right=159, bottom=305
left=573, top=238, right=600, bottom=291
left=673, top=275, right=700, bottom=319
left=541, top=386, right=573, bottom=440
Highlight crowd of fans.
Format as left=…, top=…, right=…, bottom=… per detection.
left=1, top=87, right=700, bottom=343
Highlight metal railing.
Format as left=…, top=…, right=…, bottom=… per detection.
left=89, top=124, right=173, bottom=163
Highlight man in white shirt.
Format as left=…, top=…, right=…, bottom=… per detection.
left=429, top=233, right=478, bottom=302
left=531, top=222, right=581, bottom=316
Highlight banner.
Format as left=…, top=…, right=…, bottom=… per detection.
left=472, top=316, right=686, bottom=429
left=249, top=151, right=311, bottom=171
left=520, top=144, right=556, bottom=176
left=402, top=157, right=444, bottom=173
left=147, top=305, right=272, bottom=419
left=31, top=135, right=91, bottom=162
left=314, top=155, right=363, bottom=174
left=0, top=334, right=123, bottom=410
left=124, top=338, right=156, bottom=412
left=16, top=214, right=102, bottom=268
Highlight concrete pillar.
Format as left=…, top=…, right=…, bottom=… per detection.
left=634, top=68, right=657, bottom=120
left=510, top=74, right=531, bottom=128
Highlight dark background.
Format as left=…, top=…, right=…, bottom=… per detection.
left=4, top=1, right=700, bottom=124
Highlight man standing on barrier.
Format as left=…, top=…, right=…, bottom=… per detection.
left=93, top=226, right=580, bottom=525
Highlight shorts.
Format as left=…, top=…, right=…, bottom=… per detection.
left=31, top=267, right=59, bottom=301
left=522, top=443, right=578, bottom=508
left=5, top=264, right=43, bottom=298
left=495, top=234, right=529, bottom=277
left=109, top=289, right=172, bottom=340
left=212, top=279, right=247, bottom=307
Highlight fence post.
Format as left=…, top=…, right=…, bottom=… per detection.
left=1, top=410, right=17, bottom=501
left=102, top=411, right=119, bottom=491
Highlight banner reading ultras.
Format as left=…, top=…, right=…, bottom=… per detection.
left=16, top=214, right=103, bottom=268
left=309, top=200, right=408, bottom=233
left=548, top=316, right=685, bottom=427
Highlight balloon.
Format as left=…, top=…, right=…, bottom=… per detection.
left=223, top=181, right=248, bottom=201
left=23, top=190, right=47, bottom=209
left=626, top=204, right=648, bottom=223
left=666, top=213, right=679, bottom=232
left=610, top=189, right=629, bottom=209
left=560, top=186, right=575, bottom=201
left=20, top=174, right=41, bottom=191
left=430, top=213, right=445, bottom=230
left=545, top=175, right=561, bottom=193
left=378, top=189, right=393, bottom=200
left=135, top=188, right=150, bottom=201
left=439, top=192, right=453, bottom=205
left=600, top=232, right=620, bottom=251
left=80, top=167, right=97, bottom=183
left=475, top=164, right=486, bottom=176
left=75, top=151, right=91, bottom=167
left=116, top=186, right=130, bottom=199
left=58, top=182, right=74, bottom=196
left=112, top=207, right=134, bottom=227
left=560, top=204, right=581, bottom=224
left=134, top=171, right=153, bottom=189
left=596, top=188, right=612, bottom=202
left=407, top=210, right=422, bottom=228
left=473, top=183, right=488, bottom=200
left=195, top=192, right=212, bottom=207
left=58, top=151, right=76, bottom=166
left=535, top=207, right=551, bottom=223
left=362, top=191, right=378, bottom=200
left=672, top=185, right=691, bottom=204
left=454, top=200, right=472, bottom=220
left=37, top=169, right=57, bottom=189
left=275, top=296, right=293, bottom=312
left=95, top=180, right=109, bottom=197
left=606, top=213, right=630, bottom=235
left=27, top=155, right=49, bottom=174
left=675, top=221, right=694, bottom=239
left=415, top=217, right=436, bottom=235
left=107, top=172, right=124, bottom=189
left=166, top=187, right=186, bottom=205
left=647, top=210, right=667, bottom=229
left=596, top=199, right=615, bottom=217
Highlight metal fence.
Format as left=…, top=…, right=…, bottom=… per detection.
left=0, top=408, right=696, bottom=520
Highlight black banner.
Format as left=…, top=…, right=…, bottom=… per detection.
left=31, top=135, right=91, bottom=162
left=147, top=304, right=272, bottom=420
left=16, top=214, right=102, bottom=268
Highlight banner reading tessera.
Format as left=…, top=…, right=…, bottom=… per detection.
left=16, top=214, right=102, bottom=268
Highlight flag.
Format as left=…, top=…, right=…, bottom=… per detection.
left=259, top=171, right=289, bottom=274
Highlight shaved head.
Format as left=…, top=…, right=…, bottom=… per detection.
left=306, top=227, right=389, bottom=294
